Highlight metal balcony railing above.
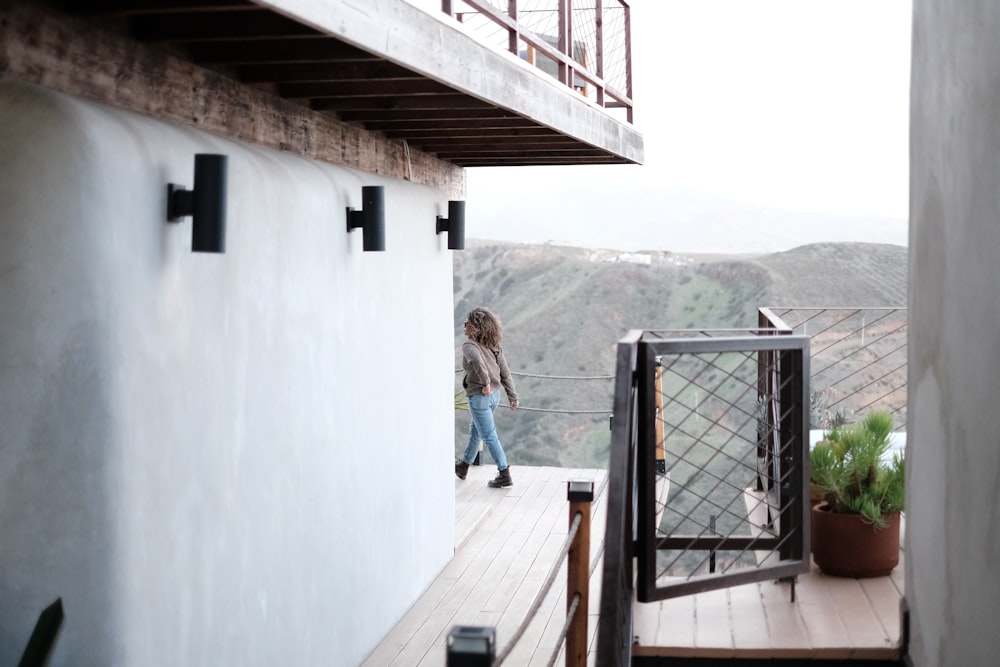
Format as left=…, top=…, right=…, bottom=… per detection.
left=442, top=1, right=635, bottom=123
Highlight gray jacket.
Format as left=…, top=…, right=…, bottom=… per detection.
left=462, top=341, right=518, bottom=402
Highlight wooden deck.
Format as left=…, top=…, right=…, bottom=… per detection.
left=362, top=465, right=904, bottom=665
left=632, top=554, right=905, bottom=661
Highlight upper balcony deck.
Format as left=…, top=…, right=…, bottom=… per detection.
left=33, top=0, right=642, bottom=169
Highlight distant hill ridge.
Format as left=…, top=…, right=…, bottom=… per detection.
left=452, top=240, right=908, bottom=467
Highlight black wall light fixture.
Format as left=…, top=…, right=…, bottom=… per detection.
left=346, top=185, right=386, bottom=252
left=436, top=200, right=466, bottom=250
left=167, top=154, right=228, bottom=254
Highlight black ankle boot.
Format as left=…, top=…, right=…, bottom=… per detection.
left=455, top=460, right=470, bottom=480
left=488, top=467, right=513, bottom=488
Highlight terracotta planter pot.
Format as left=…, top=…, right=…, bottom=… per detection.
left=811, top=502, right=900, bottom=578
left=809, top=483, right=825, bottom=507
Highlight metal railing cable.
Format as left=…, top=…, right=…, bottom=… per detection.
left=492, top=511, right=583, bottom=666
left=764, top=306, right=909, bottom=430
left=441, top=0, right=635, bottom=120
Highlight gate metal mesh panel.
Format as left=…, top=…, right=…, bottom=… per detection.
left=657, top=348, right=772, bottom=576
left=637, top=334, right=810, bottom=602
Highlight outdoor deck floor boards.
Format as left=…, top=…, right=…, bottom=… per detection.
left=363, top=465, right=904, bottom=665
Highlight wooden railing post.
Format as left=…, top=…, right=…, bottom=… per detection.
left=566, top=480, right=594, bottom=667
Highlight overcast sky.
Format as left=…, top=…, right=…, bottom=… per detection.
left=412, top=1, right=913, bottom=252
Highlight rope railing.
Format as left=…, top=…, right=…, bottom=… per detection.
left=454, top=368, right=614, bottom=414
left=547, top=594, right=581, bottom=667
left=448, top=480, right=599, bottom=666
left=492, top=511, right=583, bottom=666
left=511, top=371, right=614, bottom=380
left=454, top=369, right=613, bottom=380
left=506, top=405, right=609, bottom=414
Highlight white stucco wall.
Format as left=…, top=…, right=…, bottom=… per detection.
left=0, top=81, right=457, bottom=666
left=909, top=2, right=1000, bottom=664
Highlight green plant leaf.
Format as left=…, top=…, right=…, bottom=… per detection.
left=807, top=410, right=904, bottom=527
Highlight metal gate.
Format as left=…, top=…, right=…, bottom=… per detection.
left=635, top=332, right=811, bottom=602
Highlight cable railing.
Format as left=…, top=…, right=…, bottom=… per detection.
left=440, top=0, right=634, bottom=123
left=759, top=307, right=908, bottom=431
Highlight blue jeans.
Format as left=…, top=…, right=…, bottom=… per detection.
left=462, top=392, right=508, bottom=471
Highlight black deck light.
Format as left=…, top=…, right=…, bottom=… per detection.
left=346, top=185, right=386, bottom=251
left=436, top=200, right=466, bottom=250
left=567, top=479, right=595, bottom=502
left=446, top=626, right=495, bottom=666
left=167, top=154, right=228, bottom=253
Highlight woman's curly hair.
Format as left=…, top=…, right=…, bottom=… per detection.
left=466, top=307, right=503, bottom=348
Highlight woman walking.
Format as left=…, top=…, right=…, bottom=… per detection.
left=455, top=307, right=519, bottom=488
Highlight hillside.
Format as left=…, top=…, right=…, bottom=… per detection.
left=452, top=241, right=908, bottom=468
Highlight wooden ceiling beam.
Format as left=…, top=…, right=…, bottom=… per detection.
left=338, top=109, right=521, bottom=123
left=236, top=61, right=421, bottom=83
left=433, top=144, right=606, bottom=154
left=67, top=0, right=257, bottom=15
left=313, top=95, right=495, bottom=112
left=130, top=10, right=322, bottom=41
left=281, top=80, right=454, bottom=98
left=361, top=118, right=538, bottom=132
left=190, top=38, right=379, bottom=64
left=381, top=127, right=558, bottom=140
left=453, top=156, right=629, bottom=166
left=406, top=135, right=589, bottom=149
left=431, top=148, right=608, bottom=158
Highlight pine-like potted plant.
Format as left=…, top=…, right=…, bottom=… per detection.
left=809, top=410, right=905, bottom=577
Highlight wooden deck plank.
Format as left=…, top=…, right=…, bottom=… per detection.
left=650, top=595, right=684, bottom=650
left=822, top=575, right=892, bottom=650
left=631, top=600, right=662, bottom=654
left=380, top=596, right=462, bottom=665
left=533, top=583, right=571, bottom=651
left=455, top=534, right=530, bottom=616
left=859, top=575, right=903, bottom=644
left=497, top=574, right=564, bottom=664
left=728, top=582, right=772, bottom=650
left=760, top=577, right=812, bottom=649
left=479, top=533, right=533, bottom=613
left=693, top=586, right=732, bottom=650
left=494, top=582, right=550, bottom=660
left=455, top=500, right=494, bottom=552
left=794, top=567, right=854, bottom=657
